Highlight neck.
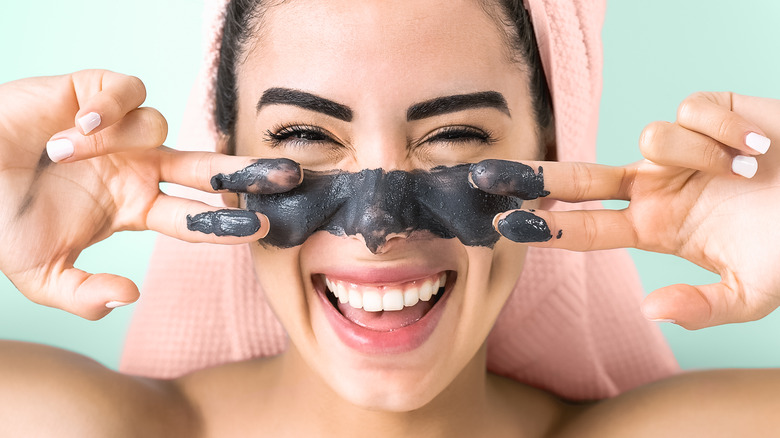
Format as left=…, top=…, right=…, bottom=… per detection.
left=271, top=343, right=494, bottom=438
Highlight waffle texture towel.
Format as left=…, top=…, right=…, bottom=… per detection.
left=120, top=0, right=679, bottom=400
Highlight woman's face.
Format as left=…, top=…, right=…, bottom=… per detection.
left=233, top=0, right=541, bottom=411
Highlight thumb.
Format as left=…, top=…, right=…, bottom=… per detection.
left=641, top=282, right=761, bottom=330
left=36, top=267, right=140, bottom=320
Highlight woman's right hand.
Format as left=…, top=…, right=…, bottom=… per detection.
left=0, top=70, right=301, bottom=320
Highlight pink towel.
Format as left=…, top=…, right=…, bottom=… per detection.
left=120, top=0, right=679, bottom=400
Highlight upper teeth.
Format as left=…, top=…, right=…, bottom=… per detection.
left=324, top=272, right=447, bottom=312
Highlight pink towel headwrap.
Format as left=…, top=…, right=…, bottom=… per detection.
left=120, top=0, right=679, bottom=400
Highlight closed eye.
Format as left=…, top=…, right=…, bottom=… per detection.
left=421, top=126, right=496, bottom=146
left=264, top=124, right=337, bottom=148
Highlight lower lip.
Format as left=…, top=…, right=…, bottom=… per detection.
left=316, top=274, right=453, bottom=355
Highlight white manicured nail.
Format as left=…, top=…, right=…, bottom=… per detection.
left=732, top=155, right=758, bottom=178
left=745, top=132, right=771, bottom=154
left=46, top=138, right=74, bottom=162
left=651, top=318, right=676, bottom=324
left=77, top=112, right=102, bottom=135
left=106, top=300, right=132, bottom=309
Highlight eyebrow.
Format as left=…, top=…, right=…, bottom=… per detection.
left=406, top=91, right=511, bottom=121
left=257, top=88, right=354, bottom=122
left=256, top=88, right=510, bottom=123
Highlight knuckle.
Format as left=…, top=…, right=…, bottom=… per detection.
left=75, top=68, right=106, bottom=83
left=125, top=75, right=147, bottom=105
left=639, top=121, right=668, bottom=160
left=85, top=131, right=109, bottom=155
left=677, top=92, right=705, bottom=122
left=700, top=141, right=725, bottom=170
left=570, top=162, right=594, bottom=200
left=582, top=212, right=598, bottom=250
left=716, top=115, right=739, bottom=142
left=617, top=166, right=635, bottom=199
left=140, top=108, right=168, bottom=144
left=105, top=91, right=126, bottom=118
left=194, top=154, right=217, bottom=185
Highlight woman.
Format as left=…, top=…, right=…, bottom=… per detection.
left=2, top=0, right=780, bottom=436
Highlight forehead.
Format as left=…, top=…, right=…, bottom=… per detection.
left=239, top=0, right=527, bottom=109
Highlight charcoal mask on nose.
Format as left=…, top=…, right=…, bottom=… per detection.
left=244, top=164, right=525, bottom=253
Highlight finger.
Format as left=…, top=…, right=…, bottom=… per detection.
left=639, top=120, right=737, bottom=174
left=641, top=282, right=766, bottom=330
left=71, top=70, right=147, bottom=135
left=143, top=194, right=269, bottom=243
left=46, top=107, right=167, bottom=162
left=470, top=159, right=633, bottom=202
left=493, top=208, right=637, bottom=251
left=677, top=91, right=772, bottom=155
left=33, top=267, right=140, bottom=321
left=158, top=150, right=302, bottom=194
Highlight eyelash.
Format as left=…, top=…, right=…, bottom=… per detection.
left=263, top=123, right=496, bottom=149
left=422, top=125, right=496, bottom=146
left=264, top=124, right=333, bottom=148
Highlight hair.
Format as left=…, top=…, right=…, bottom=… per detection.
left=215, top=0, right=554, bottom=156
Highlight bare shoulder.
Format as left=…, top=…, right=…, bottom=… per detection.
left=176, top=355, right=283, bottom=436
left=0, top=340, right=199, bottom=437
left=556, top=369, right=780, bottom=438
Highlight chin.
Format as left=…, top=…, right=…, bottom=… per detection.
left=252, top=231, right=527, bottom=411
left=326, top=363, right=450, bottom=412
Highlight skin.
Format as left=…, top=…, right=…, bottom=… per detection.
left=227, top=0, right=540, bottom=420
left=4, top=0, right=780, bottom=436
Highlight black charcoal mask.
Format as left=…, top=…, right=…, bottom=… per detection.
left=245, top=164, right=524, bottom=253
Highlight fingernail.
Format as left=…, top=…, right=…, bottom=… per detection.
left=46, top=138, right=74, bottom=162
left=77, top=112, right=102, bottom=135
left=650, top=318, right=676, bottom=324
left=187, top=209, right=261, bottom=237
left=106, top=300, right=132, bottom=309
left=745, top=132, right=771, bottom=154
left=496, top=210, right=552, bottom=243
left=732, top=155, right=758, bottom=178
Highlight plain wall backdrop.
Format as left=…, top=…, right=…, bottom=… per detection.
left=1, top=1, right=779, bottom=370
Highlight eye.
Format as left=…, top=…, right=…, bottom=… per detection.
left=264, top=124, right=337, bottom=148
left=422, top=126, right=495, bottom=146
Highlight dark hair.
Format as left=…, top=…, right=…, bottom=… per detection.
left=215, top=0, right=554, bottom=154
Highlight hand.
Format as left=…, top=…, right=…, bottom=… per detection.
left=0, top=70, right=301, bottom=319
left=471, top=92, right=780, bottom=330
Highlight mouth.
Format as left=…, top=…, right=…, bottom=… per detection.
left=312, top=269, right=456, bottom=354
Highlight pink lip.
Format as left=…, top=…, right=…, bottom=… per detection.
left=313, top=268, right=455, bottom=354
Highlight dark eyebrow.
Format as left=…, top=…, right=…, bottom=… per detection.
left=407, top=91, right=510, bottom=121
left=257, top=87, right=353, bottom=122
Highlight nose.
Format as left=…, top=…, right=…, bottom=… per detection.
left=352, top=206, right=405, bottom=254
left=343, top=169, right=414, bottom=254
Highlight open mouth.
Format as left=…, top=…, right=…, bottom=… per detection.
left=315, top=271, right=455, bottom=333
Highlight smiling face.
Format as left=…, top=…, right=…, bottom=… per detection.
left=229, top=0, right=543, bottom=411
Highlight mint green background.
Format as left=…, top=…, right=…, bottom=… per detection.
left=1, top=1, right=779, bottom=371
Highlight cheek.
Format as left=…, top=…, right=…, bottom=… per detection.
left=250, top=245, right=309, bottom=328
left=469, top=200, right=541, bottom=320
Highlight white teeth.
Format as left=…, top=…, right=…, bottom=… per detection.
left=338, top=283, right=349, bottom=304
left=323, top=272, right=447, bottom=312
left=382, top=290, right=404, bottom=311
left=419, top=280, right=434, bottom=302
left=362, top=291, right=383, bottom=312
left=349, top=288, right=363, bottom=309
left=404, top=289, right=420, bottom=307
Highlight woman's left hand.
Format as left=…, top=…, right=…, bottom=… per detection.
left=471, top=92, right=780, bottom=330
